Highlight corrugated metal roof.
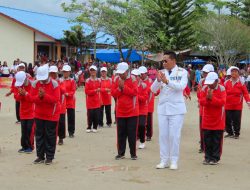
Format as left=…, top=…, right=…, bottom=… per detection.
left=0, top=6, right=115, bottom=45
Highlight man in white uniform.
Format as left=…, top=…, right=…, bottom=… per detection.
left=151, top=51, right=188, bottom=170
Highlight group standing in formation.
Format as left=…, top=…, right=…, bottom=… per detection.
left=5, top=50, right=250, bottom=170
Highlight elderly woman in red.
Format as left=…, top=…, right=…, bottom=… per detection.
left=224, top=66, right=250, bottom=139
left=200, top=72, right=226, bottom=165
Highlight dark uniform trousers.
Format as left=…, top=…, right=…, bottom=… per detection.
left=146, top=112, right=153, bottom=138
left=35, top=119, right=57, bottom=160
left=138, top=115, right=147, bottom=143
left=16, top=101, right=20, bottom=122
left=117, top=116, right=138, bottom=157
left=20, top=119, right=34, bottom=149
left=87, top=108, right=100, bottom=130
left=200, top=116, right=204, bottom=150
left=67, top=108, right=75, bottom=135
left=225, top=110, right=242, bottom=136
left=203, top=130, right=224, bottom=162
left=58, top=114, right=66, bottom=139
left=98, top=105, right=112, bottom=126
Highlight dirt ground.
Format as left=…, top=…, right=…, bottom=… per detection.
left=0, top=88, right=250, bottom=190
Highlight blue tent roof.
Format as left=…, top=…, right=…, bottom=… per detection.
left=239, top=59, right=250, bottom=64
left=95, top=49, right=142, bottom=63
left=0, top=6, right=115, bottom=45
left=184, top=59, right=206, bottom=65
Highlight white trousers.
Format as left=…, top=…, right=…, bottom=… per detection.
left=158, top=114, right=184, bottom=165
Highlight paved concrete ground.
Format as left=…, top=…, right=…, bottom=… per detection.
left=0, top=88, right=250, bottom=190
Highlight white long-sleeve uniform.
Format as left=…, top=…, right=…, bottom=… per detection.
left=151, top=65, right=188, bottom=166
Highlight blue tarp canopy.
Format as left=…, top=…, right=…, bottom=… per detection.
left=95, top=49, right=142, bottom=63
left=239, top=59, right=250, bottom=64
left=184, top=59, right=206, bottom=65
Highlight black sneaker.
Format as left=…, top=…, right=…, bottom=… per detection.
left=45, top=159, right=52, bottom=165
left=33, top=158, right=45, bottom=164
left=224, top=134, right=234, bottom=138
left=198, top=149, right=204, bottom=153
left=209, top=160, right=219, bottom=165
left=18, top=148, right=25, bottom=153
left=234, top=135, right=239, bottom=139
left=115, top=155, right=125, bottom=160
left=131, top=155, right=138, bottom=160
left=69, top=134, right=74, bottom=138
left=24, top=148, right=33, bottom=154
left=146, top=137, right=151, bottom=141
left=58, top=139, right=63, bottom=145
left=202, top=159, right=210, bottom=165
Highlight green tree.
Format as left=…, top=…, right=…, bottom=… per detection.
left=198, top=15, right=250, bottom=66
left=194, top=0, right=213, bottom=17
left=143, top=0, right=196, bottom=51
left=62, top=0, right=104, bottom=60
left=211, top=0, right=228, bottom=15
left=241, top=0, right=250, bottom=26
left=63, top=25, right=95, bottom=59
left=226, top=0, right=242, bottom=17
left=101, top=0, right=155, bottom=62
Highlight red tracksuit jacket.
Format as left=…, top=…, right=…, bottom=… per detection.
left=13, top=80, right=34, bottom=120
left=11, top=73, right=33, bottom=97
left=85, top=77, right=101, bottom=109
left=62, top=78, right=76, bottom=109
left=26, top=79, right=60, bottom=121
left=197, top=78, right=205, bottom=115
left=224, top=79, right=250, bottom=110
left=112, top=75, right=139, bottom=117
left=143, top=77, right=155, bottom=113
left=200, top=84, right=226, bottom=130
left=183, top=85, right=191, bottom=97
left=138, top=80, right=148, bottom=115
left=100, top=77, right=112, bottom=106
left=58, top=78, right=67, bottom=114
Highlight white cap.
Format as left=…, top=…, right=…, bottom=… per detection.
left=204, top=72, right=218, bottom=85
left=138, top=66, right=147, bottom=74
left=116, top=62, right=128, bottom=74
left=76, top=70, right=83, bottom=76
left=226, top=68, right=231, bottom=76
left=15, top=71, right=26, bottom=87
left=230, top=66, right=239, bottom=72
left=202, top=64, right=214, bottom=73
left=89, top=65, right=97, bottom=71
left=188, top=64, right=192, bottom=67
left=36, top=65, right=49, bottom=81
left=131, top=69, right=140, bottom=76
left=62, top=65, right=71, bottom=72
left=49, top=66, right=58, bottom=73
left=100, top=67, right=107, bottom=72
left=18, top=63, right=25, bottom=68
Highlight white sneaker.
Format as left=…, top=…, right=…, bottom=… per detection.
left=170, top=163, right=178, bottom=170
left=86, top=129, right=91, bottom=133
left=138, top=143, right=145, bottom=149
left=92, top=129, right=97, bottom=133
left=156, top=162, right=169, bottom=169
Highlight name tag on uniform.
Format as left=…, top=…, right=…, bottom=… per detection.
left=170, top=76, right=182, bottom=81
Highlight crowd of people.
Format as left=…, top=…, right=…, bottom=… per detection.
left=2, top=51, right=250, bottom=170
left=186, top=63, right=250, bottom=93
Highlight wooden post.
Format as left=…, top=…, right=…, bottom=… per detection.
left=34, top=42, right=37, bottom=61
left=57, top=42, right=61, bottom=60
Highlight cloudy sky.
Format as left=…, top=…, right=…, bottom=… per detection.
left=0, top=0, right=85, bottom=17
left=0, top=0, right=229, bottom=17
